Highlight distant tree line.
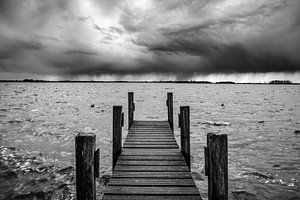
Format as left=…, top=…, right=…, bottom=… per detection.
left=269, top=80, right=292, bottom=84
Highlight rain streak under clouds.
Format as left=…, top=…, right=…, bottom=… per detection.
left=0, top=0, right=300, bottom=81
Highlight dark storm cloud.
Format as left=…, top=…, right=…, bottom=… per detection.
left=64, top=50, right=99, bottom=56
left=131, top=0, right=300, bottom=75
left=0, top=0, right=299, bottom=79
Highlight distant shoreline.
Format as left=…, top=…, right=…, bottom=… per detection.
left=0, top=80, right=299, bottom=85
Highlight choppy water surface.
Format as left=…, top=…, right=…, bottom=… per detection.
left=0, top=83, right=299, bottom=200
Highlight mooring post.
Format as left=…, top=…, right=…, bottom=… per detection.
left=75, top=132, right=96, bottom=200
left=180, top=106, right=190, bottom=170
left=128, top=92, right=134, bottom=129
left=166, top=93, right=174, bottom=131
left=207, top=133, right=228, bottom=200
left=113, top=106, right=123, bottom=170
left=94, top=148, right=100, bottom=178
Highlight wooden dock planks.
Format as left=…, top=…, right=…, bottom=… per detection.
left=103, top=120, right=201, bottom=200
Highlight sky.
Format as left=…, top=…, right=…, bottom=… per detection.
left=0, top=0, right=299, bottom=82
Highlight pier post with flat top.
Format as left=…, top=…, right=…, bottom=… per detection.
left=128, top=92, right=134, bottom=129
left=75, top=132, right=96, bottom=200
left=207, top=133, right=228, bottom=200
left=166, top=92, right=174, bottom=131
left=179, top=106, right=190, bottom=170
left=113, top=106, right=123, bottom=170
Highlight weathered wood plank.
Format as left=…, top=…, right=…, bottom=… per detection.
left=124, top=142, right=177, bottom=145
left=123, top=145, right=178, bottom=149
left=121, top=153, right=182, bottom=156
left=103, top=195, right=201, bottom=200
left=124, top=142, right=178, bottom=145
left=127, top=134, right=174, bottom=137
left=122, top=149, right=180, bottom=152
left=123, top=145, right=178, bottom=148
left=130, top=128, right=171, bottom=130
left=128, top=132, right=173, bottom=134
left=128, top=131, right=173, bottom=133
left=133, top=120, right=169, bottom=123
left=114, top=165, right=190, bottom=172
left=111, top=171, right=193, bottom=179
left=104, top=186, right=200, bottom=195
left=130, top=128, right=172, bottom=130
left=117, top=160, right=186, bottom=166
left=118, top=155, right=184, bottom=161
left=130, top=127, right=172, bottom=129
left=108, top=178, right=195, bottom=186
left=125, top=138, right=176, bottom=141
left=125, top=137, right=175, bottom=140
left=125, top=140, right=177, bottom=143
left=121, top=150, right=182, bottom=156
left=130, top=130, right=171, bottom=131
left=126, top=134, right=174, bottom=137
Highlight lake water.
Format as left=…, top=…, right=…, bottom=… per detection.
left=0, top=83, right=299, bottom=200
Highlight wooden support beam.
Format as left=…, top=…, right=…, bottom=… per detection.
left=180, top=106, right=190, bottom=170
left=128, top=92, right=134, bottom=129
left=94, top=148, right=100, bottom=178
left=167, top=93, right=174, bottom=131
left=75, top=132, right=96, bottom=200
left=113, top=106, right=123, bottom=170
left=204, top=146, right=208, bottom=176
left=207, top=133, right=228, bottom=200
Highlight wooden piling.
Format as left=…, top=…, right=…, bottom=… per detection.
left=180, top=106, right=190, bottom=170
left=204, top=146, right=208, bottom=176
left=94, top=148, right=100, bottom=178
left=166, top=93, right=174, bottom=131
left=75, top=132, right=96, bottom=200
left=128, top=92, right=134, bottom=129
left=207, top=133, right=228, bottom=200
left=113, top=106, right=123, bottom=170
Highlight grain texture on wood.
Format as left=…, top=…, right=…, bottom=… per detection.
left=167, top=92, right=174, bottom=131
left=114, top=165, right=190, bottom=172
left=94, top=148, right=100, bottom=178
left=118, top=155, right=184, bottom=161
left=113, top=106, right=122, bottom=170
left=108, top=178, right=195, bottom=186
left=103, top=195, right=201, bottom=200
left=123, top=144, right=179, bottom=149
left=180, top=106, right=191, bottom=170
left=105, top=186, right=200, bottom=195
left=117, top=160, right=186, bottom=166
left=204, top=146, right=208, bottom=176
left=75, top=132, right=96, bottom=200
left=207, top=133, right=228, bottom=200
left=111, top=171, right=193, bottom=179
left=128, top=92, right=134, bottom=129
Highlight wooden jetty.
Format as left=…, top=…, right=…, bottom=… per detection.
left=75, top=92, right=228, bottom=200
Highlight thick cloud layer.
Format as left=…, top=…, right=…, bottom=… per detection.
left=0, top=0, right=299, bottom=79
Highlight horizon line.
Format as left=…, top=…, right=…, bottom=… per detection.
left=0, top=79, right=299, bottom=84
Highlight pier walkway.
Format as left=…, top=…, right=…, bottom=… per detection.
left=103, top=120, right=201, bottom=199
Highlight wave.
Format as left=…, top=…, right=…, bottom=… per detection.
left=242, top=172, right=274, bottom=179
left=199, top=121, right=231, bottom=126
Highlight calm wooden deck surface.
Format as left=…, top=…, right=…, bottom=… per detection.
left=103, top=120, right=201, bottom=200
